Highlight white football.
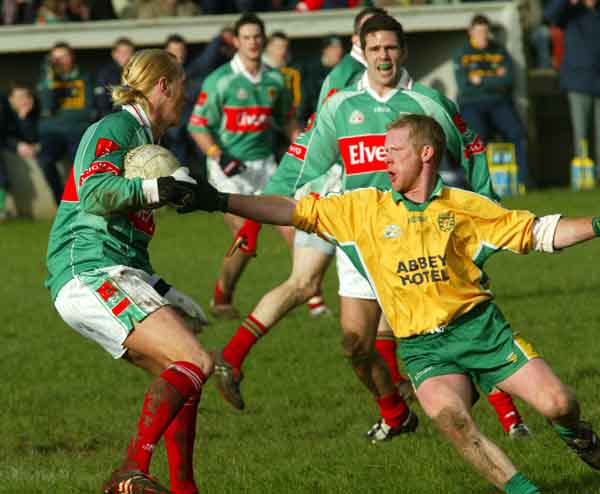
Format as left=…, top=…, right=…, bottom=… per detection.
left=124, top=144, right=180, bottom=179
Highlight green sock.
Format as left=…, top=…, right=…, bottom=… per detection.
left=504, top=472, right=540, bottom=494
left=553, top=423, right=578, bottom=440
left=0, top=188, right=6, bottom=211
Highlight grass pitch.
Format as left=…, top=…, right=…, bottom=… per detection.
left=2, top=188, right=600, bottom=493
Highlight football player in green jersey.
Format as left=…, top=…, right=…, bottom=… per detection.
left=188, top=13, right=300, bottom=319
left=46, top=49, right=213, bottom=494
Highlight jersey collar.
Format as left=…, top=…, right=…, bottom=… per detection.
left=350, top=44, right=367, bottom=67
left=123, top=103, right=154, bottom=143
left=392, top=175, right=444, bottom=211
left=359, top=67, right=413, bottom=103
left=231, top=54, right=265, bottom=84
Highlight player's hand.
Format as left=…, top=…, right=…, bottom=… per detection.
left=157, top=176, right=196, bottom=208
left=229, top=219, right=262, bottom=257
left=176, top=178, right=230, bottom=214
left=219, top=153, right=247, bottom=177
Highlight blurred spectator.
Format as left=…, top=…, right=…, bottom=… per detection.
left=263, top=31, right=301, bottom=111
left=65, top=0, right=90, bottom=20
left=544, top=0, right=600, bottom=171
left=35, top=0, right=67, bottom=23
left=37, top=42, right=94, bottom=204
left=3, top=0, right=36, bottom=24
left=7, top=82, right=39, bottom=158
left=94, top=37, right=135, bottom=119
left=186, top=28, right=236, bottom=92
left=0, top=83, right=38, bottom=221
left=297, top=34, right=343, bottom=123
left=137, top=0, right=198, bottom=18
left=262, top=31, right=302, bottom=159
left=453, top=15, right=532, bottom=188
left=520, top=0, right=552, bottom=69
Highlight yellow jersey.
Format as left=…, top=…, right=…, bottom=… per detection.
left=293, top=178, right=536, bottom=338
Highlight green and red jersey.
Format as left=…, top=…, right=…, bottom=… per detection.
left=264, top=69, right=497, bottom=201
left=188, top=54, right=293, bottom=161
left=45, top=104, right=156, bottom=300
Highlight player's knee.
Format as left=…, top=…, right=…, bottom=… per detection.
left=539, top=384, right=578, bottom=419
left=434, top=406, right=475, bottom=441
left=342, top=332, right=372, bottom=363
left=287, top=272, right=321, bottom=302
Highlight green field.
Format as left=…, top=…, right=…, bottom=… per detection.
left=3, top=188, right=600, bottom=494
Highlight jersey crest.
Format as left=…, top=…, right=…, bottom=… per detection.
left=95, top=138, right=120, bottom=158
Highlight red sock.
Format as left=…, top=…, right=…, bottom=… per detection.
left=213, top=281, right=231, bottom=305
left=374, top=337, right=408, bottom=385
left=487, top=390, right=523, bottom=433
left=222, top=314, right=268, bottom=369
left=126, top=362, right=206, bottom=473
left=165, top=394, right=201, bottom=494
left=376, top=391, right=408, bottom=428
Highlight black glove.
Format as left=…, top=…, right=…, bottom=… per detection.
left=219, top=153, right=246, bottom=177
left=157, top=177, right=197, bottom=208
left=177, top=178, right=229, bottom=214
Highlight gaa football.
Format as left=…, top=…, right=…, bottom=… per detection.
left=124, top=144, right=180, bottom=180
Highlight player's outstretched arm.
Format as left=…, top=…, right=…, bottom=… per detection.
left=552, top=217, right=598, bottom=250
left=178, top=178, right=297, bottom=226
left=228, top=194, right=297, bottom=226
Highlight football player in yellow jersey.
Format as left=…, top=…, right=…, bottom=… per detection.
left=181, top=114, right=600, bottom=494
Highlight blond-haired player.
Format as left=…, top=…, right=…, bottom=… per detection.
left=46, top=49, right=211, bottom=494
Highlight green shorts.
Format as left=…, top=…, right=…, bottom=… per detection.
left=399, top=302, right=539, bottom=394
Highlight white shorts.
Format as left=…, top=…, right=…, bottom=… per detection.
left=294, top=230, right=336, bottom=255
left=207, top=155, right=277, bottom=195
left=336, top=247, right=376, bottom=300
left=54, top=266, right=168, bottom=359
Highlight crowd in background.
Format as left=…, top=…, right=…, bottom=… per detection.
left=0, top=0, right=598, bottom=221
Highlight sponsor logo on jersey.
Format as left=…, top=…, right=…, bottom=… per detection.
left=196, top=91, right=208, bottom=107
left=267, top=86, right=277, bottom=102
left=349, top=110, right=364, bottom=124
left=373, top=106, right=391, bottom=113
left=396, top=255, right=449, bottom=287
left=463, top=135, right=486, bottom=159
left=237, top=88, right=248, bottom=100
left=286, top=142, right=307, bottom=161
left=437, top=212, right=455, bottom=232
left=452, top=113, right=467, bottom=133
left=61, top=167, right=79, bottom=202
left=223, top=106, right=273, bottom=133
left=79, top=161, right=120, bottom=186
left=383, top=224, right=401, bottom=239
left=338, top=134, right=387, bottom=175
left=189, top=114, right=208, bottom=127
left=95, top=138, right=120, bottom=158
left=128, top=209, right=156, bottom=236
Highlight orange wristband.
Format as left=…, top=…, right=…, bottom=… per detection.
left=207, top=144, right=221, bottom=159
